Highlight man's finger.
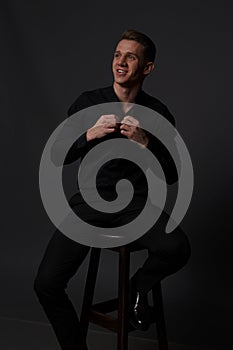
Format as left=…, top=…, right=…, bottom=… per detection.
left=122, top=115, right=139, bottom=126
left=102, top=114, right=119, bottom=122
left=120, top=123, right=131, bottom=131
left=105, top=127, right=117, bottom=133
left=103, top=122, right=118, bottom=128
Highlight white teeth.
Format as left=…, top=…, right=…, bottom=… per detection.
left=117, top=69, right=125, bottom=73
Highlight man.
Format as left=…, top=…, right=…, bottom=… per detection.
left=34, top=30, right=191, bottom=350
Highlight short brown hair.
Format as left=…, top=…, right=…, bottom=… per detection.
left=120, top=29, right=156, bottom=62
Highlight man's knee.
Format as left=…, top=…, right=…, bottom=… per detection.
left=149, top=228, right=191, bottom=264
left=170, top=230, right=191, bottom=268
left=34, top=270, right=57, bottom=300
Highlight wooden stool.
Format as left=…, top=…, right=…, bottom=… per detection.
left=80, top=246, right=168, bottom=350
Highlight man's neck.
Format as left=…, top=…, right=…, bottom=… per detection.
left=113, top=82, right=142, bottom=103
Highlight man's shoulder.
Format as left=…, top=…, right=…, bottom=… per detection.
left=140, top=90, right=176, bottom=126
left=67, top=86, right=114, bottom=116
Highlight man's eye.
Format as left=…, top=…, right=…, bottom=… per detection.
left=114, top=53, right=120, bottom=58
left=127, top=55, right=135, bottom=60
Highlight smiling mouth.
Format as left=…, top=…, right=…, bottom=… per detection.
left=116, top=69, right=127, bottom=74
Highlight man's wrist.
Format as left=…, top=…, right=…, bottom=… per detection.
left=139, top=134, right=149, bottom=148
left=143, top=135, right=149, bottom=147
left=86, top=129, right=94, bottom=142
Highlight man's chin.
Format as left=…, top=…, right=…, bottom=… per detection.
left=114, top=79, right=132, bottom=88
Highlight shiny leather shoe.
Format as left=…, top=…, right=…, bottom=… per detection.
left=129, top=290, right=151, bottom=331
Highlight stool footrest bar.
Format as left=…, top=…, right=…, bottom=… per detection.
left=92, top=298, right=118, bottom=313
left=89, top=310, right=119, bottom=332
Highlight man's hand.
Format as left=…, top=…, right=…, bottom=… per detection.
left=120, top=116, right=149, bottom=147
left=86, top=114, right=119, bottom=141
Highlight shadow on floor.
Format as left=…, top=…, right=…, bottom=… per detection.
left=0, top=317, right=210, bottom=350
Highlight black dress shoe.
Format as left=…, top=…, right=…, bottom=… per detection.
left=129, top=289, right=151, bottom=331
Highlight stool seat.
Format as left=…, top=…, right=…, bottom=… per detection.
left=80, top=246, right=168, bottom=350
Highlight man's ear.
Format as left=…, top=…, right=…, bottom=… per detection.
left=143, top=62, right=155, bottom=76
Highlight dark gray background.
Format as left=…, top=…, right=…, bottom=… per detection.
left=1, top=0, right=232, bottom=349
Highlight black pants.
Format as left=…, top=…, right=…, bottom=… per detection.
left=34, top=207, right=191, bottom=350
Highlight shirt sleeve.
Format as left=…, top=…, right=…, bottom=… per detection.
left=51, top=92, right=94, bottom=166
left=143, top=105, right=179, bottom=185
left=146, top=131, right=179, bottom=185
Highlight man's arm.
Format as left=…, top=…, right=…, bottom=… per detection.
left=119, top=114, right=179, bottom=185
left=51, top=93, right=119, bottom=166
left=145, top=131, right=179, bottom=185
left=51, top=92, right=93, bottom=166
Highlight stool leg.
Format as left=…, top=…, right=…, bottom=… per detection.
left=80, top=248, right=101, bottom=345
left=118, top=246, right=130, bottom=350
left=152, top=283, right=168, bottom=350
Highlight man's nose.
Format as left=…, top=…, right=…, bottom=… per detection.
left=118, top=56, right=127, bottom=66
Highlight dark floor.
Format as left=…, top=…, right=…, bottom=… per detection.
left=0, top=317, right=211, bottom=350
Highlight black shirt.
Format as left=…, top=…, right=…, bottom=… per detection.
left=52, top=86, right=178, bottom=205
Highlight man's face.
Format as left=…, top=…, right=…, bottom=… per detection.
left=112, top=39, right=149, bottom=87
